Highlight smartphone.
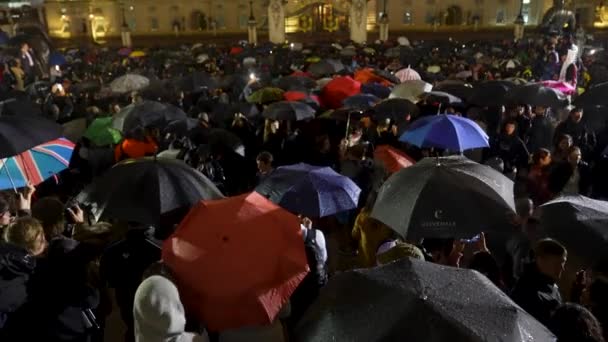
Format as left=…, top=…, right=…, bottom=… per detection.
left=461, top=234, right=481, bottom=244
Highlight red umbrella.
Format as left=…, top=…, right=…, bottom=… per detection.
left=162, top=192, right=309, bottom=331
left=284, top=90, right=309, bottom=102
left=374, top=145, right=415, bottom=174
left=320, top=76, right=361, bottom=109
left=291, top=71, right=313, bottom=78
left=229, top=46, right=243, bottom=55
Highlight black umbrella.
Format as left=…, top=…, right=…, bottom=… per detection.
left=0, top=97, right=42, bottom=117
left=76, top=158, right=223, bottom=225
left=308, top=59, right=344, bottom=77
left=275, top=76, right=317, bottom=91
left=70, top=79, right=102, bottom=95
left=574, top=81, right=608, bottom=108
left=0, top=115, right=63, bottom=158
left=371, top=156, right=515, bottom=240
left=506, top=84, right=568, bottom=107
left=538, top=196, right=608, bottom=262
left=262, top=101, right=316, bottom=121
left=164, top=118, right=200, bottom=137
left=25, top=81, right=50, bottom=99
left=420, top=91, right=463, bottom=106
left=373, top=98, right=419, bottom=122
left=342, top=94, right=381, bottom=111
left=190, top=127, right=244, bottom=156
left=296, top=258, right=555, bottom=342
left=433, top=82, right=474, bottom=101
left=172, top=71, right=218, bottom=93
left=115, top=101, right=187, bottom=133
left=468, top=81, right=511, bottom=107
left=372, top=69, right=400, bottom=84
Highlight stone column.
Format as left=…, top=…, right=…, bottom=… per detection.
left=378, top=14, right=389, bottom=41
left=248, top=18, right=258, bottom=44
left=349, top=0, right=367, bottom=43
left=268, top=0, right=285, bottom=44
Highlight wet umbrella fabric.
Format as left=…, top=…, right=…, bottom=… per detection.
left=400, top=114, right=489, bottom=152
left=110, top=74, right=150, bottom=94
left=373, top=98, right=419, bottom=122
left=162, top=192, right=308, bottom=331
left=421, top=91, right=463, bottom=105
left=389, top=80, right=433, bottom=102
left=171, top=72, right=217, bottom=93
left=467, top=81, right=511, bottom=106
left=308, top=59, right=344, bottom=77
left=255, top=163, right=361, bottom=217
left=574, top=81, right=608, bottom=108
left=262, top=101, right=316, bottom=121
left=538, top=196, right=608, bottom=262
left=373, top=145, right=415, bottom=174
left=83, top=117, right=122, bottom=146
left=371, top=156, right=515, bottom=239
left=295, top=258, right=555, bottom=342
left=433, top=82, right=474, bottom=102
left=76, top=158, right=223, bottom=224
left=0, top=115, right=63, bottom=159
left=276, top=76, right=317, bottom=91
left=342, top=94, right=380, bottom=111
left=113, top=101, right=187, bottom=133
left=320, top=76, right=361, bottom=110
left=246, top=87, right=285, bottom=104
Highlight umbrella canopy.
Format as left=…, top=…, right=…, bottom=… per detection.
left=296, top=258, right=555, bottom=342
left=113, top=101, right=187, bottom=133
left=420, top=91, right=463, bottom=105
left=538, top=196, right=608, bottom=261
left=48, top=52, right=67, bottom=66
left=0, top=97, right=42, bottom=117
left=162, top=192, right=308, bottom=331
left=62, top=118, right=87, bottom=143
left=246, top=87, right=285, bottom=104
left=0, top=138, right=74, bottom=190
left=371, top=156, right=515, bottom=239
left=342, top=93, right=380, bottom=111
left=83, top=117, right=122, bottom=146
left=389, top=80, right=433, bottom=102
left=573, top=82, right=608, bottom=108
left=373, top=98, right=419, bottom=122
left=76, top=158, right=223, bottom=224
left=373, top=145, right=415, bottom=174
left=506, top=84, right=568, bottom=107
left=400, top=114, right=489, bottom=152
left=276, top=76, right=317, bottom=91
left=262, top=101, right=316, bottom=121
left=190, top=128, right=245, bottom=156
left=354, top=69, right=393, bottom=87
left=255, top=163, right=361, bottom=217
left=308, top=59, right=344, bottom=77
left=434, top=82, right=475, bottom=102
left=129, top=50, right=146, bottom=58
left=539, top=80, right=576, bottom=96
left=468, top=81, right=511, bottom=107
left=118, top=47, right=132, bottom=56
left=70, top=80, right=102, bottom=95
left=320, top=76, right=361, bottom=110
left=171, top=72, right=217, bottom=93
left=110, top=74, right=150, bottom=94
left=394, top=67, right=421, bottom=82
left=0, top=115, right=63, bottom=159
left=360, top=83, right=391, bottom=99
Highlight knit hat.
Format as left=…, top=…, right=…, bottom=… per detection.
left=377, top=241, right=425, bottom=265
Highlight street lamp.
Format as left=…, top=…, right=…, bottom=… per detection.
left=379, top=0, right=389, bottom=41
left=513, top=0, right=525, bottom=41
left=247, top=0, right=258, bottom=45
left=120, top=1, right=132, bottom=47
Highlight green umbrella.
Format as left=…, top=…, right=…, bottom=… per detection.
left=84, top=117, right=123, bottom=146
left=246, top=87, right=284, bottom=104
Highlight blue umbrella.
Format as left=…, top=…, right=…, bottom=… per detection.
left=255, top=163, right=361, bottom=218
left=48, top=52, right=67, bottom=66
left=342, top=93, right=380, bottom=111
left=399, top=114, right=489, bottom=152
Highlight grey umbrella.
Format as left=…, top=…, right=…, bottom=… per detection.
left=371, top=155, right=515, bottom=240
left=296, top=258, right=555, bottom=342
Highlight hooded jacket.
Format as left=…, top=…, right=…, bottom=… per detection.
left=0, top=242, right=35, bottom=329
left=133, top=275, right=208, bottom=342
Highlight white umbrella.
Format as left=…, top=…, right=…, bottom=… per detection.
left=389, top=80, right=433, bottom=102
left=110, top=74, right=150, bottom=94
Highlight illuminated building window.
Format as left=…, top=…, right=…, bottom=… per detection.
left=403, top=11, right=412, bottom=24
left=150, top=17, right=159, bottom=31
left=496, top=8, right=506, bottom=24
left=522, top=0, right=531, bottom=23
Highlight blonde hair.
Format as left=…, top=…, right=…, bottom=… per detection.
left=5, top=217, right=45, bottom=254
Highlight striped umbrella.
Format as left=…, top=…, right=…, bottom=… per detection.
left=0, top=138, right=75, bottom=190
left=394, top=67, right=422, bottom=82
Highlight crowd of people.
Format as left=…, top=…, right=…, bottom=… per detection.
left=0, top=31, right=607, bottom=342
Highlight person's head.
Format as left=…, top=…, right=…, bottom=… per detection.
left=532, top=148, right=552, bottom=167
left=503, top=120, right=517, bottom=136
left=557, top=134, right=574, bottom=152
left=570, top=107, right=584, bottom=123
left=514, top=197, right=534, bottom=226
left=548, top=303, right=605, bottom=342
left=534, top=106, right=546, bottom=116
left=534, top=238, right=567, bottom=281
left=0, top=195, right=13, bottom=226
left=422, top=238, right=458, bottom=266
left=32, top=197, right=66, bottom=241
left=4, top=217, right=47, bottom=256
left=256, top=151, right=273, bottom=175
left=20, top=42, right=29, bottom=53
left=567, top=146, right=582, bottom=165
left=469, top=251, right=503, bottom=289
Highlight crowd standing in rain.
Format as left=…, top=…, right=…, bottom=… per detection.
left=0, top=30, right=607, bottom=342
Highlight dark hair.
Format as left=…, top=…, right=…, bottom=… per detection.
left=256, top=151, right=273, bottom=164
left=469, top=251, right=504, bottom=289
left=535, top=238, right=567, bottom=258
left=532, top=148, right=551, bottom=165
left=548, top=303, right=605, bottom=342
left=557, top=134, right=573, bottom=147
left=422, top=238, right=454, bottom=259
left=32, top=197, right=66, bottom=240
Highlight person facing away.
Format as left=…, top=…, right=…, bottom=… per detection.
left=554, top=107, right=595, bottom=159
left=511, top=238, right=567, bottom=326
left=490, top=119, right=530, bottom=175
left=527, top=106, right=555, bottom=153
left=548, top=145, right=592, bottom=197
left=255, top=151, right=274, bottom=184
left=548, top=303, right=605, bottom=342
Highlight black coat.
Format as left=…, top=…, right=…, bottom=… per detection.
left=491, top=133, right=530, bottom=173
left=554, top=120, right=596, bottom=157
left=548, top=161, right=593, bottom=196
left=511, top=263, right=562, bottom=326
left=0, top=243, right=34, bottom=330
left=527, top=115, right=554, bottom=153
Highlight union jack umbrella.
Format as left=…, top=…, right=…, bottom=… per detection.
left=0, top=138, right=75, bottom=191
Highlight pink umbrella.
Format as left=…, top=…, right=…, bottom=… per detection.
left=394, top=67, right=421, bottom=83
left=539, top=80, right=576, bottom=96
left=118, top=47, right=132, bottom=56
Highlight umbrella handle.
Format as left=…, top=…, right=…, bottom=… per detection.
left=1, top=159, right=17, bottom=193
left=345, top=112, right=351, bottom=139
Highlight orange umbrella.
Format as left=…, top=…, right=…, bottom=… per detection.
left=162, top=192, right=309, bottom=331
left=354, top=68, right=393, bottom=87
left=374, top=145, right=415, bottom=174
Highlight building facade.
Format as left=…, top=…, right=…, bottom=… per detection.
left=42, top=0, right=604, bottom=39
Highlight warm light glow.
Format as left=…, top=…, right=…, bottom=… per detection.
left=249, top=73, right=256, bottom=81
left=89, top=14, right=95, bottom=19
left=129, top=6, right=134, bottom=11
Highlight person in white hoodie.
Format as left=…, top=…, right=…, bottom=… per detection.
left=133, top=275, right=209, bottom=342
